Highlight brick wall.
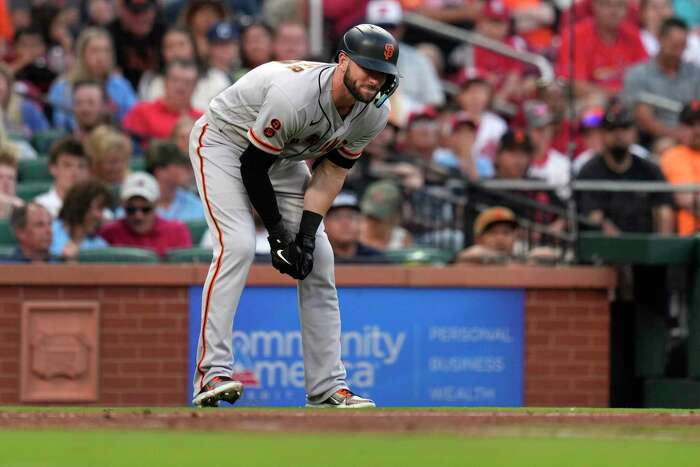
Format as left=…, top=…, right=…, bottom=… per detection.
left=0, top=265, right=614, bottom=407
left=0, top=285, right=189, bottom=405
left=525, top=289, right=610, bottom=406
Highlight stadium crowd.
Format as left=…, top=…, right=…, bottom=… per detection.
left=0, top=0, right=698, bottom=264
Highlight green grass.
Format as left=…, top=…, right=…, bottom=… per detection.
left=2, top=430, right=700, bottom=467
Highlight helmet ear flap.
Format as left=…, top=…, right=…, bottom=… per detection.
left=374, top=75, right=399, bottom=108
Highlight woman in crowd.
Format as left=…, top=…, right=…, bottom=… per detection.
left=47, top=27, right=138, bottom=131
left=84, top=125, right=132, bottom=191
left=0, top=63, right=49, bottom=140
left=50, top=178, right=110, bottom=260
left=232, top=22, right=273, bottom=82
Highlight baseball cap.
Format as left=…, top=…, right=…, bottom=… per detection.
left=457, top=67, right=490, bottom=89
left=207, top=22, right=239, bottom=44
left=366, top=0, right=403, bottom=27
left=499, top=129, right=535, bottom=154
left=679, top=100, right=700, bottom=125
left=474, top=207, right=518, bottom=237
left=524, top=100, right=554, bottom=129
left=407, top=106, right=438, bottom=128
left=360, top=180, right=402, bottom=220
left=451, top=111, right=478, bottom=131
left=601, top=100, right=634, bottom=130
left=580, top=106, right=605, bottom=129
left=123, top=0, right=156, bottom=13
left=121, top=171, right=160, bottom=203
left=329, top=192, right=361, bottom=213
left=484, top=0, right=510, bottom=21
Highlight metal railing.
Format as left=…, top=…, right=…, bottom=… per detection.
left=402, top=12, right=555, bottom=86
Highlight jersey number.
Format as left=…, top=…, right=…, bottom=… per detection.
left=285, top=61, right=318, bottom=73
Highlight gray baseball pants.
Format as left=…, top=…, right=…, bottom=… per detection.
left=188, top=115, right=347, bottom=403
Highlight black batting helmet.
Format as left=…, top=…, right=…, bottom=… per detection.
left=337, top=24, right=400, bottom=108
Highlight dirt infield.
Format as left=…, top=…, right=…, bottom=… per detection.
left=2, top=409, right=700, bottom=433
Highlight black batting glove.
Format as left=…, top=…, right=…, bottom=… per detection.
left=294, top=232, right=315, bottom=279
left=268, top=220, right=299, bottom=278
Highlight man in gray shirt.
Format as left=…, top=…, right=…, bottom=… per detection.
left=624, top=17, right=700, bottom=141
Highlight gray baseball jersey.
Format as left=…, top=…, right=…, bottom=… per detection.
left=206, top=60, right=389, bottom=162
left=191, top=60, right=390, bottom=404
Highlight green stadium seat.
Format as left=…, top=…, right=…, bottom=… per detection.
left=16, top=181, right=51, bottom=202
left=31, top=130, right=65, bottom=154
left=385, top=247, right=455, bottom=265
left=0, top=219, right=15, bottom=245
left=186, top=219, right=208, bottom=244
left=130, top=158, right=146, bottom=172
left=78, top=247, right=159, bottom=263
left=18, top=158, right=51, bottom=182
left=0, top=244, right=16, bottom=258
left=165, top=247, right=213, bottom=263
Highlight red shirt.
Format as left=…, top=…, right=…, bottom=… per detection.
left=123, top=98, right=203, bottom=143
left=557, top=18, right=646, bottom=93
left=99, top=216, right=192, bottom=257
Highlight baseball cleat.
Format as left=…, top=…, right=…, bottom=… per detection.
left=305, top=388, right=376, bottom=409
left=193, top=376, right=244, bottom=407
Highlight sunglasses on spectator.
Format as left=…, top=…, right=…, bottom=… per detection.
left=125, top=205, right=154, bottom=215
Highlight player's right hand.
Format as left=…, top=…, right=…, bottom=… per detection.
left=268, top=222, right=304, bottom=279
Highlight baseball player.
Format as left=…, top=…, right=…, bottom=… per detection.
left=189, top=24, right=399, bottom=408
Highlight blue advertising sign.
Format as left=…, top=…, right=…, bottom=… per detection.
left=189, top=287, right=524, bottom=407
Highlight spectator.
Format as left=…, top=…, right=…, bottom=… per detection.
left=660, top=100, right=700, bottom=235
left=123, top=60, right=203, bottom=148
left=0, top=63, right=48, bottom=140
left=433, top=112, right=482, bottom=181
left=107, top=0, right=166, bottom=89
left=138, top=26, right=230, bottom=111
left=624, top=17, right=700, bottom=141
left=558, top=0, right=647, bottom=97
left=233, top=22, right=274, bottom=81
left=400, top=108, right=446, bottom=183
left=272, top=20, right=310, bottom=61
left=99, top=171, right=192, bottom=256
left=8, top=26, right=57, bottom=95
left=35, top=137, right=90, bottom=218
left=6, top=202, right=54, bottom=262
left=177, top=0, right=230, bottom=62
left=71, top=79, right=112, bottom=141
left=366, top=0, right=445, bottom=122
left=506, top=0, right=556, bottom=53
left=524, top=100, right=571, bottom=189
left=50, top=179, right=110, bottom=260
left=48, top=27, right=137, bottom=132
left=0, top=145, right=21, bottom=219
left=83, top=0, right=115, bottom=27
left=452, top=0, right=535, bottom=109
left=456, top=206, right=518, bottom=264
left=84, top=125, right=132, bottom=189
left=171, top=115, right=196, bottom=155
left=146, top=140, right=204, bottom=222
left=206, top=21, right=239, bottom=84
left=455, top=70, right=508, bottom=166
left=33, top=4, right=75, bottom=76
left=359, top=179, right=412, bottom=251
left=577, top=101, right=674, bottom=234
left=325, top=192, right=384, bottom=262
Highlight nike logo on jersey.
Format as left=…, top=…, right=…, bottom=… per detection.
left=275, top=249, right=293, bottom=266
left=309, top=118, right=322, bottom=126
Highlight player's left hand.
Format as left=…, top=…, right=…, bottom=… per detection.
left=294, top=232, right=315, bottom=279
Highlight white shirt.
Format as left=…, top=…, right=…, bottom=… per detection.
left=473, top=111, right=508, bottom=162
left=206, top=60, right=390, bottom=163
left=396, top=42, right=445, bottom=111
left=34, top=186, right=61, bottom=218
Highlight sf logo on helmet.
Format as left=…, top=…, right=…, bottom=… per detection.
left=384, top=44, right=395, bottom=60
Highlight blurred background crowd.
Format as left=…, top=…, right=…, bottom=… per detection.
left=0, top=0, right=698, bottom=266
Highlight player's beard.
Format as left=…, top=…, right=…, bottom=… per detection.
left=343, top=68, right=379, bottom=104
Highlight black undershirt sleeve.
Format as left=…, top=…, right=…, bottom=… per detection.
left=312, top=149, right=357, bottom=171
left=239, top=143, right=282, bottom=231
